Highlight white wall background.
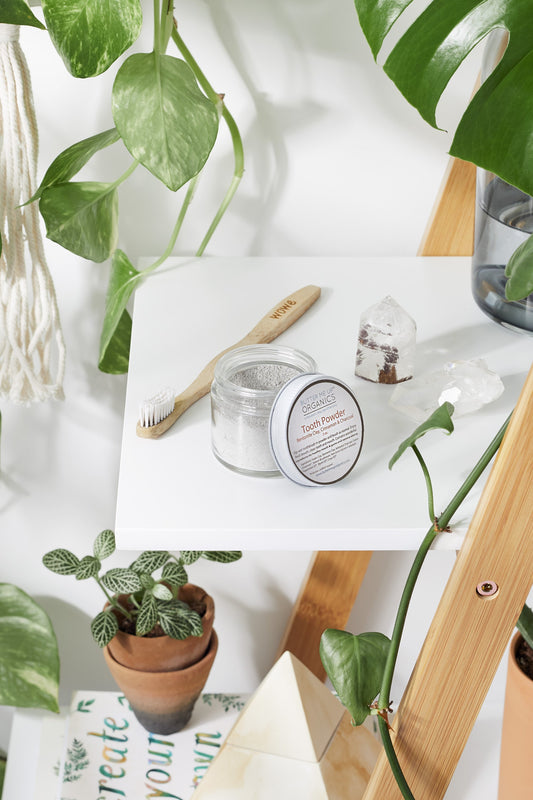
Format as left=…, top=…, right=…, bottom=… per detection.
left=0, top=1, right=507, bottom=796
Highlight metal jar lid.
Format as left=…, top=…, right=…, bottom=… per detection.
left=269, top=373, right=364, bottom=487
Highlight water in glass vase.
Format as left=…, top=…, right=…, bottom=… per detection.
left=472, top=174, right=533, bottom=333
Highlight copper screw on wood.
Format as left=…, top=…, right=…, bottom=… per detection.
left=476, top=581, right=499, bottom=597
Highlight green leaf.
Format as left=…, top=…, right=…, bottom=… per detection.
left=505, top=233, right=533, bottom=300
left=112, top=52, right=219, bottom=191
left=0, top=583, right=59, bottom=712
left=136, top=594, right=157, bottom=636
left=0, top=0, right=45, bottom=29
left=40, top=181, right=118, bottom=262
left=42, top=548, right=80, bottom=576
left=158, top=601, right=203, bottom=639
left=353, top=0, right=533, bottom=198
left=354, top=0, right=411, bottom=59
left=517, top=604, right=533, bottom=652
left=131, top=551, right=170, bottom=574
left=93, top=529, right=116, bottom=560
left=320, top=629, right=391, bottom=725
left=161, top=562, right=188, bottom=587
left=98, top=249, right=142, bottom=375
left=388, top=402, right=455, bottom=470
left=180, top=551, right=202, bottom=565
left=139, top=573, right=155, bottom=590
left=29, top=128, right=120, bottom=203
left=101, top=568, right=142, bottom=594
left=152, top=582, right=173, bottom=601
left=91, top=609, right=119, bottom=648
left=42, top=0, right=142, bottom=78
left=202, top=551, right=243, bottom=564
left=75, top=555, right=101, bottom=581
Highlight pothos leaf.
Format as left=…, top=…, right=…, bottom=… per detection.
left=388, top=402, right=455, bottom=470
left=29, top=128, right=120, bottom=203
left=98, top=249, right=142, bottom=374
left=112, top=52, right=219, bottom=191
left=505, top=233, right=533, bottom=301
left=0, top=584, right=59, bottom=712
left=0, top=0, right=45, bottom=29
left=39, top=181, right=118, bottom=262
left=42, top=0, right=142, bottom=78
left=320, top=629, right=391, bottom=726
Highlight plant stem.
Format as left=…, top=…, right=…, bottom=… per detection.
left=411, top=444, right=434, bottom=523
left=141, top=175, right=200, bottom=277
left=377, top=412, right=510, bottom=799
left=110, top=160, right=139, bottom=191
left=153, top=0, right=161, bottom=53
left=171, top=27, right=245, bottom=255
left=94, top=577, right=134, bottom=621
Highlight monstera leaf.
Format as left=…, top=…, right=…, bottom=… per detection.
left=353, top=0, right=533, bottom=297
left=354, top=0, right=533, bottom=194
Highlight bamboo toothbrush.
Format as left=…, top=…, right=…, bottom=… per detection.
left=136, top=284, right=321, bottom=438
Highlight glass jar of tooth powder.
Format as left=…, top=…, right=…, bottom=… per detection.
left=211, top=344, right=317, bottom=476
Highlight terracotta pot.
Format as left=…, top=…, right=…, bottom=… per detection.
left=104, top=629, right=218, bottom=734
left=498, top=632, right=533, bottom=799
left=107, top=583, right=215, bottom=672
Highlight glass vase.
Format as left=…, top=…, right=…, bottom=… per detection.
left=472, top=31, right=533, bottom=333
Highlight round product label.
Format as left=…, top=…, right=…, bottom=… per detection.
left=285, top=378, right=363, bottom=484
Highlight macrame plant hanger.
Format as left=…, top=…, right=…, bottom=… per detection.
left=0, top=22, right=65, bottom=404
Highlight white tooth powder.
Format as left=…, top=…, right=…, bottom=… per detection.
left=210, top=345, right=317, bottom=476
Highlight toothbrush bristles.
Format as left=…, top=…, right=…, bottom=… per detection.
left=139, top=387, right=175, bottom=427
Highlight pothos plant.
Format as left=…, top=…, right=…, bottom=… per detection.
left=320, top=401, right=533, bottom=799
left=353, top=0, right=533, bottom=301
left=42, top=529, right=242, bottom=647
left=1, top=0, right=243, bottom=374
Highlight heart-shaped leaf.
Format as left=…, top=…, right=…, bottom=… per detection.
left=161, top=562, right=188, bottom=587
left=389, top=402, right=455, bottom=470
left=136, top=594, right=157, bottom=636
left=0, top=0, right=45, bottom=28
left=102, top=568, right=142, bottom=594
left=131, top=550, right=170, bottom=574
left=42, top=0, right=142, bottom=77
left=91, top=609, right=119, bottom=648
left=112, top=52, right=219, bottom=191
left=29, top=128, right=120, bottom=203
left=42, top=548, right=80, bottom=575
left=75, top=555, right=101, bottom=581
left=0, top=583, right=59, bottom=711
left=505, top=234, right=533, bottom=300
left=320, top=629, right=391, bottom=725
left=98, top=249, right=142, bottom=374
left=354, top=0, right=533, bottom=198
left=93, top=529, right=116, bottom=561
left=40, top=181, right=118, bottom=262
left=202, top=551, right=243, bottom=564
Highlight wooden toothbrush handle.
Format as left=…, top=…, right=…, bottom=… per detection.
left=136, top=284, right=321, bottom=438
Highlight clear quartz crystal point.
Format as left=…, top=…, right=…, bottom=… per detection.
left=389, top=359, right=505, bottom=422
left=355, top=295, right=416, bottom=383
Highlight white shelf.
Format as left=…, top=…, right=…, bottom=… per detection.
left=115, top=256, right=531, bottom=551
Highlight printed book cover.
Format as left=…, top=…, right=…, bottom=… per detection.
left=56, top=690, right=247, bottom=800
left=3, top=690, right=248, bottom=800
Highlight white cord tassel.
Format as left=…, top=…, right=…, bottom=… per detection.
left=0, top=23, right=65, bottom=404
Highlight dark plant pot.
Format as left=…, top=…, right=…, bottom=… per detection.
left=498, top=632, right=533, bottom=799
left=107, top=583, right=215, bottom=671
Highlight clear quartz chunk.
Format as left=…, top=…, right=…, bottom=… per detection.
left=355, top=296, right=417, bottom=383
left=389, top=359, right=505, bottom=422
